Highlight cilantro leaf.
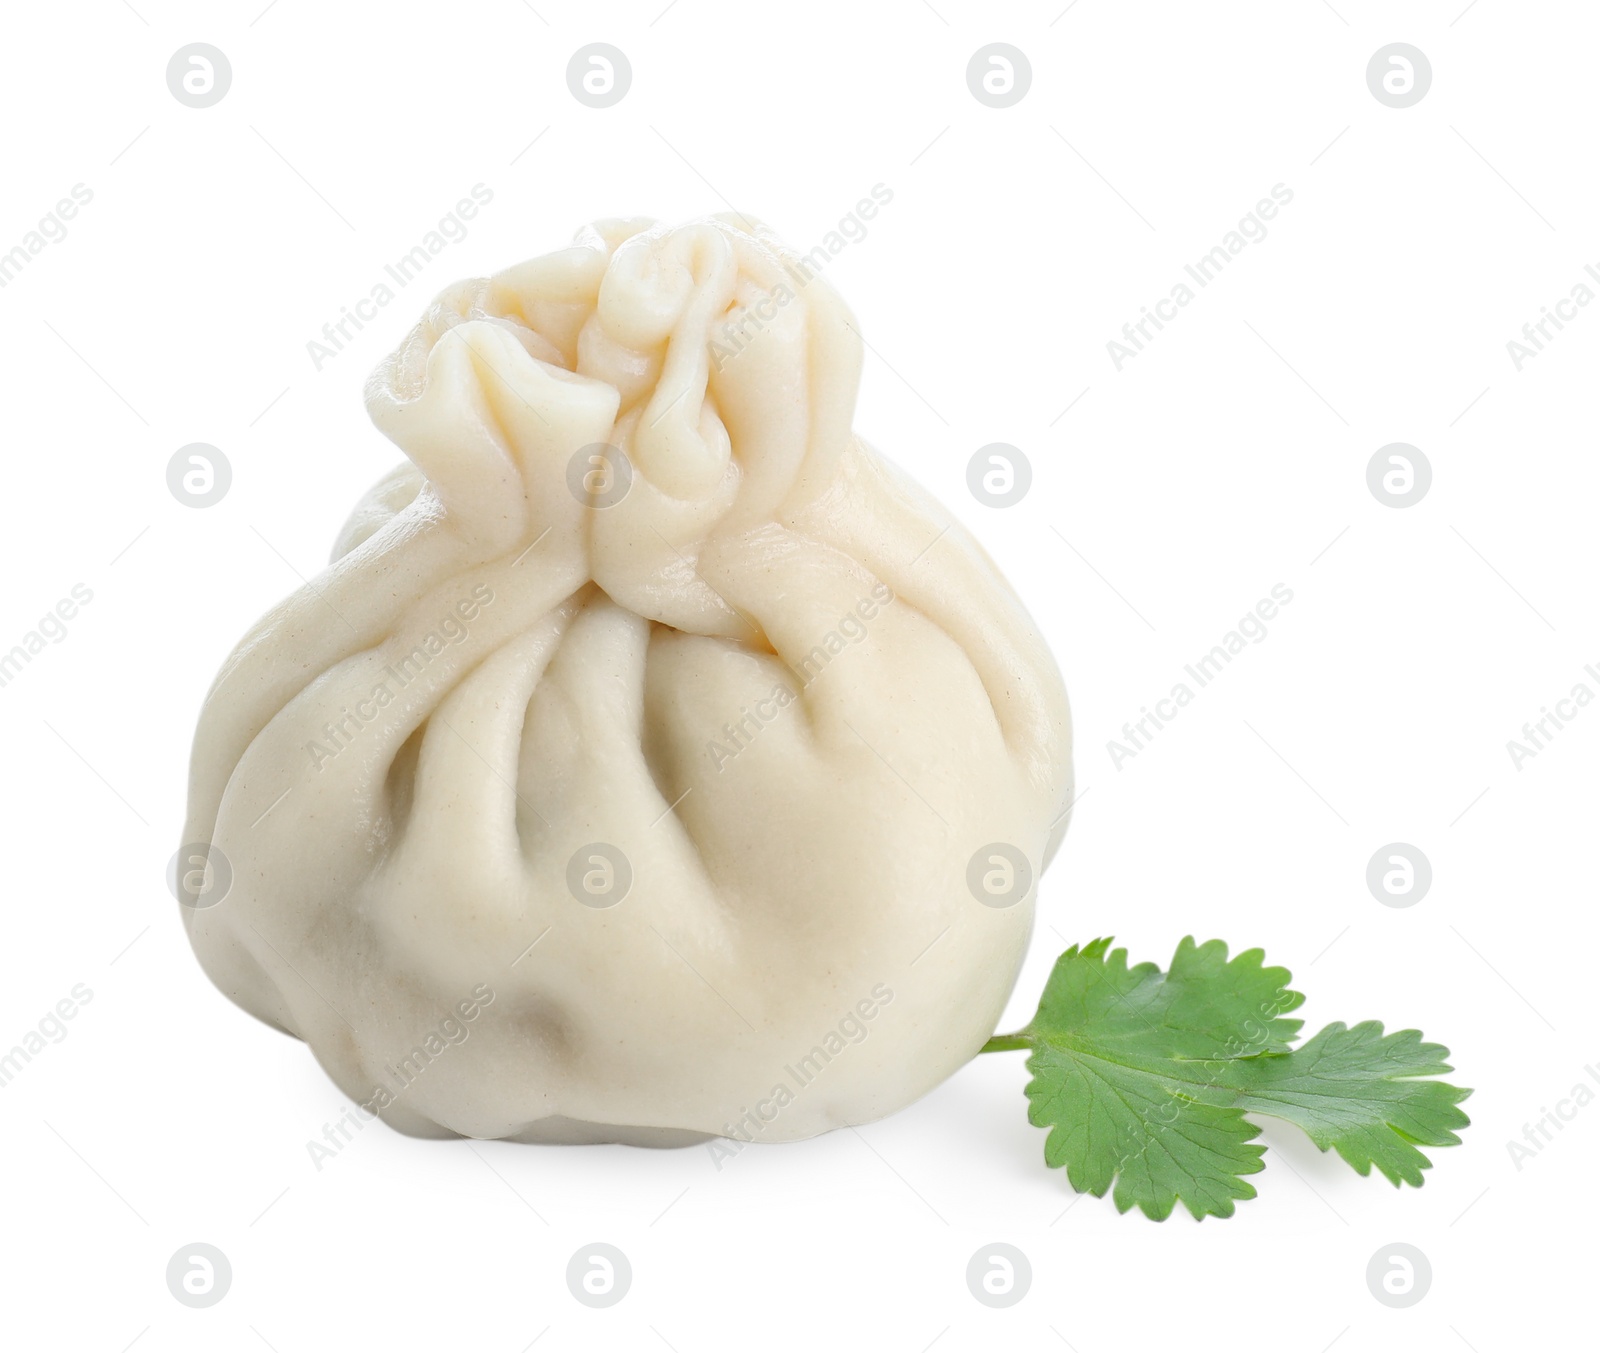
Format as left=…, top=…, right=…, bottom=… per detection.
left=1020, top=1033, right=1269, bottom=1221
left=982, top=937, right=1472, bottom=1221
left=1223, top=1020, right=1472, bottom=1187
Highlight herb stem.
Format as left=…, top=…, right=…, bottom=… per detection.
left=979, top=1033, right=1031, bottom=1053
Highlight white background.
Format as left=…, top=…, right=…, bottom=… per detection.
left=0, top=0, right=1592, bottom=1348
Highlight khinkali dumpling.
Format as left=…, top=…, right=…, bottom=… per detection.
left=179, top=214, right=1071, bottom=1146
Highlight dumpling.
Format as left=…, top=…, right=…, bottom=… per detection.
left=178, top=213, right=1072, bottom=1146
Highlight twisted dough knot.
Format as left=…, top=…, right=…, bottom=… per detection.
left=363, top=215, right=862, bottom=639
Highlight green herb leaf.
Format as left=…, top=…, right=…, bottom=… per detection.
left=1222, top=1020, right=1472, bottom=1188
left=982, top=937, right=1472, bottom=1221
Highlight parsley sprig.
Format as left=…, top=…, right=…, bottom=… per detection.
left=981, top=937, right=1472, bottom=1221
